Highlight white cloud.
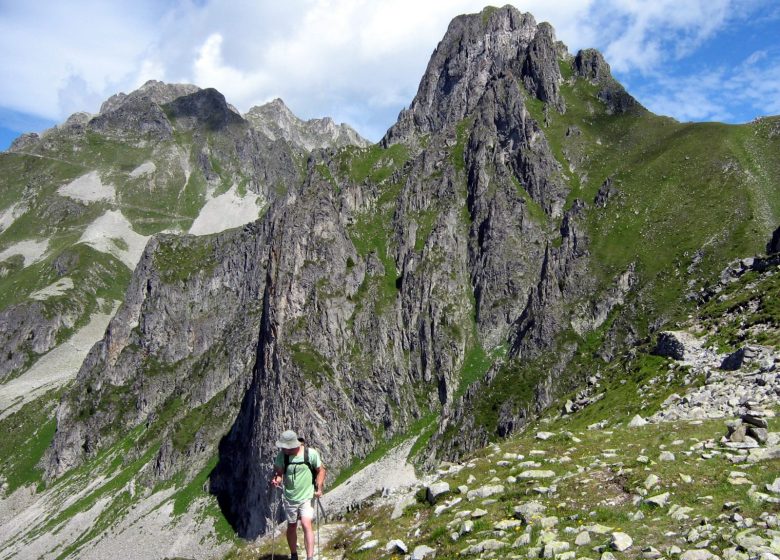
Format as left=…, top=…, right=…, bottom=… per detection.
left=0, top=0, right=777, bottom=143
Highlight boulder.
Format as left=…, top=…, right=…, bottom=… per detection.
left=426, top=482, right=450, bottom=504
left=386, top=539, right=408, bottom=554
left=654, top=331, right=695, bottom=360
left=411, top=544, right=436, bottom=559
left=467, top=484, right=504, bottom=500
left=645, top=492, right=670, bottom=507
left=611, top=532, right=633, bottom=551
left=680, top=550, right=720, bottom=560
left=514, top=501, right=547, bottom=521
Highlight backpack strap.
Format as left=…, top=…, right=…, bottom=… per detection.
left=283, top=445, right=318, bottom=488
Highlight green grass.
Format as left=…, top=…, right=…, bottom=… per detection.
left=153, top=235, right=218, bottom=283
left=339, top=143, right=409, bottom=184
left=512, top=175, right=548, bottom=224
left=413, top=208, right=439, bottom=252
left=171, top=391, right=226, bottom=452
left=347, top=179, right=403, bottom=316
left=451, top=118, right=474, bottom=173
left=290, top=342, right=335, bottom=388
left=331, top=411, right=438, bottom=488
left=0, top=390, right=59, bottom=492
left=696, top=268, right=780, bottom=351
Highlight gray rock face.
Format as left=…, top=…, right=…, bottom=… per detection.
left=99, top=79, right=200, bottom=114
left=245, top=98, right=370, bottom=151
left=573, top=49, right=641, bottom=114
left=26, top=6, right=703, bottom=548
left=0, top=301, right=76, bottom=382
left=383, top=6, right=564, bottom=147
left=46, top=224, right=271, bottom=479
left=164, top=88, right=245, bottom=132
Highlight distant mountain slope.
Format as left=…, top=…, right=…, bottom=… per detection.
left=245, top=98, right=371, bottom=151
left=0, top=5, right=777, bottom=558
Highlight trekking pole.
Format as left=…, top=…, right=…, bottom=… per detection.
left=316, top=497, right=327, bottom=559
left=270, top=485, right=279, bottom=560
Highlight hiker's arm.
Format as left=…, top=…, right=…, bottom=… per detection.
left=271, top=466, right=283, bottom=487
left=314, top=466, right=326, bottom=497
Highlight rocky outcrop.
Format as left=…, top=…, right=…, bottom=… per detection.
left=245, top=98, right=371, bottom=151
left=0, top=301, right=76, bottom=382
left=573, top=48, right=641, bottom=114
left=99, top=79, right=200, bottom=114
left=164, top=88, right=245, bottom=132
left=767, top=226, right=780, bottom=254
left=383, top=6, right=564, bottom=147
left=45, top=223, right=271, bottom=479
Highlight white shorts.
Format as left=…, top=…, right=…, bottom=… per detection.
left=282, top=496, right=315, bottom=524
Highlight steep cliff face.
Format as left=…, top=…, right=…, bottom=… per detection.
left=21, top=5, right=779, bottom=552
left=46, top=6, right=581, bottom=538
left=45, top=222, right=271, bottom=479
left=383, top=7, right=564, bottom=148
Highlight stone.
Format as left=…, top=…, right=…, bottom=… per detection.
left=602, top=552, right=618, bottom=560
left=411, top=544, right=436, bottom=560
left=742, top=414, right=769, bottom=429
left=358, top=539, right=379, bottom=551
left=471, top=508, right=488, bottom=518
left=654, top=331, right=688, bottom=359
left=629, top=415, right=649, bottom=427
left=467, top=484, right=504, bottom=500
left=767, top=477, right=780, bottom=494
left=611, top=532, right=633, bottom=551
left=537, top=431, right=556, bottom=440
left=518, top=470, right=557, bottom=479
left=748, top=427, right=769, bottom=443
left=543, top=541, right=570, bottom=558
left=575, top=531, right=591, bottom=546
left=460, top=520, right=474, bottom=534
left=495, top=519, right=524, bottom=530
left=514, top=501, right=547, bottom=521
left=680, top=550, right=720, bottom=560
left=481, top=539, right=506, bottom=551
left=722, top=349, right=747, bottom=371
left=660, top=451, right=676, bottom=462
left=386, top=539, right=408, bottom=553
left=646, top=492, right=670, bottom=507
left=427, top=482, right=451, bottom=504
left=643, top=546, right=663, bottom=559
left=514, top=532, right=532, bottom=547
left=644, top=474, right=660, bottom=489
left=669, top=505, right=694, bottom=521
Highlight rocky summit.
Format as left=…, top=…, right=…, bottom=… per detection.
left=0, top=5, right=778, bottom=560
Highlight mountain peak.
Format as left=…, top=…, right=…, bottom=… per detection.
left=383, top=5, right=565, bottom=146
left=99, top=80, right=200, bottom=115
left=245, top=98, right=370, bottom=151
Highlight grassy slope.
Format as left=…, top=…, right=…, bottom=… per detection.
left=460, top=66, right=780, bottom=437
left=240, top=320, right=779, bottom=559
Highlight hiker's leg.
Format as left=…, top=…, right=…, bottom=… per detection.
left=299, top=499, right=316, bottom=558
left=286, top=522, right=298, bottom=554
left=300, top=516, right=314, bottom=558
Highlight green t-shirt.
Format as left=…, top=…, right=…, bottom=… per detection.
left=274, top=447, right=322, bottom=503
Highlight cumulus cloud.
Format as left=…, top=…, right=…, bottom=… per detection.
left=0, top=0, right=778, bottom=143
left=632, top=47, right=780, bottom=122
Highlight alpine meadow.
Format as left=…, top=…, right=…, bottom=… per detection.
left=0, top=5, right=778, bottom=560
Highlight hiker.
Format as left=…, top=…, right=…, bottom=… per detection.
left=270, top=430, right=326, bottom=560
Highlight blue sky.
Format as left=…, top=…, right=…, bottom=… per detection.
left=1, top=0, right=779, bottom=150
